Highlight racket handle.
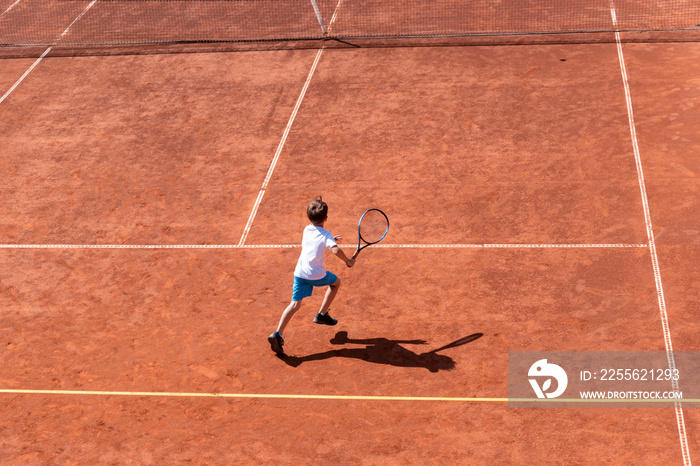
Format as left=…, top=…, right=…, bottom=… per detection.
left=346, top=250, right=359, bottom=266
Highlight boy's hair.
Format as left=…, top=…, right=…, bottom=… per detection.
left=307, top=196, right=328, bottom=224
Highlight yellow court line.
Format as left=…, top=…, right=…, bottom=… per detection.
left=0, top=389, right=506, bottom=402
left=0, top=390, right=697, bottom=404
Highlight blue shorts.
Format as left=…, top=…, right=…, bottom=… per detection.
left=292, top=272, right=338, bottom=301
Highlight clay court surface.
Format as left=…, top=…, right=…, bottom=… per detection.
left=1, top=4, right=700, bottom=463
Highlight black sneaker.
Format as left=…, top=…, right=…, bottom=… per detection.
left=313, top=311, right=338, bottom=326
left=268, top=331, right=284, bottom=354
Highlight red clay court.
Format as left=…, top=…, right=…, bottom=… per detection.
left=1, top=0, right=699, bottom=464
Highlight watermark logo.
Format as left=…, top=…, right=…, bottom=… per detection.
left=528, top=359, right=568, bottom=399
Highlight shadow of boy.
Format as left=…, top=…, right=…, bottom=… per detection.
left=279, top=331, right=482, bottom=372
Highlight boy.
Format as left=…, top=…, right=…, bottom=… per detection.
left=268, top=197, right=355, bottom=355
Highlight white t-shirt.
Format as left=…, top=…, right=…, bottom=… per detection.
left=294, top=225, right=337, bottom=280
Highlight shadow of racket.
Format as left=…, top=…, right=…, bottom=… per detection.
left=423, top=333, right=483, bottom=354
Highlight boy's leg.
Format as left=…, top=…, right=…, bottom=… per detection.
left=277, top=299, right=303, bottom=335
left=318, top=277, right=340, bottom=315
left=269, top=299, right=302, bottom=354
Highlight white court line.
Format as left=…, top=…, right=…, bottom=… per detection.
left=0, top=0, right=97, bottom=106
left=610, top=4, right=691, bottom=466
left=329, top=0, right=344, bottom=28
left=0, top=243, right=647, bottom=250
left=0, top=47, right=52, bottom=105
left=237, top=48, right=325, bottom=247
left=386, top=243, right=647, bottom=249
left=238, top=0, right=346, bottom=246
left=0, top=0, right=22, bottom=20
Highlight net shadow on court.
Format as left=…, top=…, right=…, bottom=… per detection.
left=2, top=30, right=700, bottom=59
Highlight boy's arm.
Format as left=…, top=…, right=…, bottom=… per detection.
left=331, top=245, right=355, bottom=267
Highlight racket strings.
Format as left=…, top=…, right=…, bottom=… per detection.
left=359, top=210, right=388, bottom=244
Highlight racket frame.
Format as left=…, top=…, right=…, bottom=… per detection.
left=350, top=208, right=389, bottom=262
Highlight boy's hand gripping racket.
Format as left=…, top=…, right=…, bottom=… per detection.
left=349, top=209, right=389, bottom=264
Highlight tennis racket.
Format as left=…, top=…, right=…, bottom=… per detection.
left=349, top=209, right=389, bottom=264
